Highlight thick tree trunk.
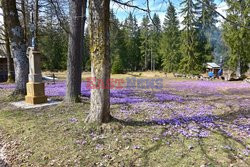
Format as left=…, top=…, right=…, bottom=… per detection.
left=85, top=0, right=111, bottom=124
left=65, top=0, right=84, bottom=102
left=3, top=0, right=29, bottom=95
left=2, top=3, right=15, bottom=82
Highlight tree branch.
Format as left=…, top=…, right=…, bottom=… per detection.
left=112, top=0, right=148, bottom=12
left=48, top=0, right=69, bottom=33
left=196, top=0, right=250, bottom=29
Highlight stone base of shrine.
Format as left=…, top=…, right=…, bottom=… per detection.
left=25, top=82, right=47, bottom=105
left=25, top=96, right=47, bottom=104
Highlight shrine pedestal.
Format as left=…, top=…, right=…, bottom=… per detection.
left=25, top=47, right=47, bottom=105
left=25, top=82, right=47, bottom=104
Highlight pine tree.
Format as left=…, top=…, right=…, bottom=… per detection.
left=40, top=25, right=68, bottom=70
left=223, top=0, right=250, bottom=77
left=160, top=2, right=181, bottom=72
left=110, top=10, right=120, bottom=63
left=110, top=10, right=127, bottom=73
left=197, top=0, right=218, bottom=30
left=140, top=15, right=150, bottom=70
left=196, top=0, right=218, bottom=66
left=151, top=13, right=161, bottom=71
left=124, top=13, right=141, bottom=71
left=179, top=0, right=202, bottom=74
left=112, top=54, right=124, bottom=74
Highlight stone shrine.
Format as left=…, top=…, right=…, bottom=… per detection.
left=25, top=47, right=47, bottom=104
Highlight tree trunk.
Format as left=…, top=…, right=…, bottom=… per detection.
left=65, top=0, right=84, bottom=102
left=21, top=0, right=28, bottom=45
left=2, top=3, right=15, bottom=82
left=85, top=0, right=111, bottom=124
left=34, top=0, right=39, bottom=49
left=77, top=0, right=88, bottom=95
left=3, top=0, right=29, bottom=95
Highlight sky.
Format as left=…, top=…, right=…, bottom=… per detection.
left=111, top=0, right=228, bottom=27
left=0, top=0, right=228, bottom=29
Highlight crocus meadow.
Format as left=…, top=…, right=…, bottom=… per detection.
left=1, top=80, right=250, bottom=141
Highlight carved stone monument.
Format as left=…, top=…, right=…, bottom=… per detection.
left=25, top=47, right=47, bottom=104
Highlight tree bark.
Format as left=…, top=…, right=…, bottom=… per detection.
left=2, top=0, right=29, bottom=95
left=34, top=0, right=39, bottom=49
left=77, top=0, right=88, bottom=95
left=65, top=0, right=84, bottom=102
left=2, top=3, right=15, bottom=83
left=85, top=0, right=111, bottom=124
left=21, top=0, right=28, bottom=45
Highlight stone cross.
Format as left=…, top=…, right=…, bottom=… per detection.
left=25, top=47, right=47, bottom=104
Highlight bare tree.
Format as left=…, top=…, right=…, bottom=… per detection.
left=85, top=0, right=111, bottom=123
left=2, top=0, right=29, bottom=95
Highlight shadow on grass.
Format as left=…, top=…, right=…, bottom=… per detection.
left=113, top=108, right=250, bottom=166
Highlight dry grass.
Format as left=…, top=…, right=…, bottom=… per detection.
left=42, top=71, right=178, bottom=80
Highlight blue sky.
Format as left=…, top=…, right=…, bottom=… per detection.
left=0, top=0, right=227, bottom=28
left=111, top=0, right=228, bottom=26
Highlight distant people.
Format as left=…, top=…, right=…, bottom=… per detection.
left=208, top=71, right=214, bottom=79
left=218, top=69, right=223, bottom=77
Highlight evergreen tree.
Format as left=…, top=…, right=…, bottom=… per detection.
left=196, top=0, right=218, bottom=66
left=40, top=25, right=68, bottom=71
left=124, top=13, right=141, bottom=71
left=112, top=54, right=124, bottom=74
left=160, top=2, right=181, bottom=72
left=110, top=10, right=120, bottom=63
left=179, top=0, right=202, bottom=74
left=223, top=0, right=250, bottom=77
left=197, top=0, right=218, bottom=30
left=212, top=28, right=229, bottom=66
left=151, top=13, right=161, bottom=70
left=140, top=15, right=150, bottom=70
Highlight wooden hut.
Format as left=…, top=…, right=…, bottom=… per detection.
left=206, top=63, right=221, bottom=77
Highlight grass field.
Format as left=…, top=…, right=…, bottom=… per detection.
left=0, top=73, right=249, bottom=166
